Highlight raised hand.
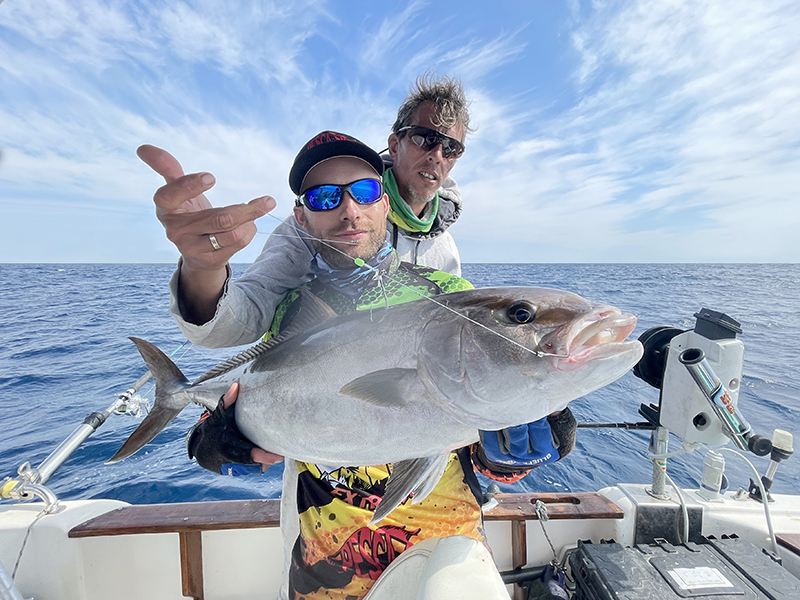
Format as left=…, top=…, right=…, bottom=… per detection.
left=137, top=145, right=276, bottom=323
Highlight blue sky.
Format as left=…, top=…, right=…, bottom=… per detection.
left=1, top=0, right=798, bottom=263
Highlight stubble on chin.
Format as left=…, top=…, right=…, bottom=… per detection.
left=407, top=187, right=436, bottom=204
left=316, top=244, right=356, bottom=269
left=312, top=228, right=385, bottom=269
left=397, top=176, right=436, bottom=205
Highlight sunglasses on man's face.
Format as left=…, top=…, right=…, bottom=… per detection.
left=297, top=178, right=384, bottom=211
left=397, top=125, right=465, bottom=159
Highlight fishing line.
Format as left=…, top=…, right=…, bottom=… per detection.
left=267, top=231, right=360, bottom=246
left=11, top=507, right=48, bottom=580
left=258, top=213, right=562, bottom=359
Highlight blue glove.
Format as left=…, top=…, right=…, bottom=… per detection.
left=479, top=417, right=561, bottom=467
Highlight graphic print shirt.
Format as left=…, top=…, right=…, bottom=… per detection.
left=288, top=455, right=484, bottom=600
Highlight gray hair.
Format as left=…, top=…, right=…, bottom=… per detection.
left=392, top=73, right=472, bottom=139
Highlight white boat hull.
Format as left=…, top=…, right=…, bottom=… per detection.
left=4, top=485, right=800, bottom=599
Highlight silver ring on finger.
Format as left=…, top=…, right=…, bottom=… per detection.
left=208, top=234, right=222, bottom=251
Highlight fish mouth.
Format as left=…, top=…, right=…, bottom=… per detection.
left=541, top=309, right=639, bottom=372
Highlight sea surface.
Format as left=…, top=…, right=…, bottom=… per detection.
left=1, top=263, right=799, bottom=507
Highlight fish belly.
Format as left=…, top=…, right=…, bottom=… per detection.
left=233, top=374, right=478, bottom=465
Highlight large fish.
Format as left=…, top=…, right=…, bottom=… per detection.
left=109, top=287, right=643, bottom=522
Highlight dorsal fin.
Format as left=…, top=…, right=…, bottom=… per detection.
left=293, top=287, right=340, bottom=328
left=192, top=289, right=339, bottom=385
left=193, top=338, right=283, bottom=384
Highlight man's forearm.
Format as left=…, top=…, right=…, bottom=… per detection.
left=177, top=263, right=228, bottom=325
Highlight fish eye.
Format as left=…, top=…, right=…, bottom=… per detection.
left=507, top=302, right=536, bottom=324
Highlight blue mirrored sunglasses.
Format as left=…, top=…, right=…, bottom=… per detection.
left=397, top=125, right=465, bottom=159
left=297, top=178, right=384, bottom=211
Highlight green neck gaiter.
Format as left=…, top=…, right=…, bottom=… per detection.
left=383, top=167, right=438, bottom=233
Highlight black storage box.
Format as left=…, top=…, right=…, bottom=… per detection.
left=569, top=537, right=798, bottom=599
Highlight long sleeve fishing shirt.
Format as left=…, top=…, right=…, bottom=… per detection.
left=167, top=178, right=463, bottom=348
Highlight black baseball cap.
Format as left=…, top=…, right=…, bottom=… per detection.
left=289, top=131, right=385, bottom=195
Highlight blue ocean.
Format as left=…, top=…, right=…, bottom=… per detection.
left=1, top=264, right=798, bottom=507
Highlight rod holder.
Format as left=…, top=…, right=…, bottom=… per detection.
left=679, top=348, right=751, bottom=451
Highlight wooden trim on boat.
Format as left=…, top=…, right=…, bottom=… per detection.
left=510, top=520, right=527, bottom=600
left=486, top=492, right=623, bottom=600
left=180, top=530, right=203, bottom=599
left=67, top=492, right=622, bottom=600
left=69, top=499, right=281, bottom=600
left=485, top=492, right=624, bottom=521
left=778, top=533, right=800, bottom=557
left=68, top=498, right=280, bottom=537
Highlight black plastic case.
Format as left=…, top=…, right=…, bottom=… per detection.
left=569, top=537, right=797, bottom=599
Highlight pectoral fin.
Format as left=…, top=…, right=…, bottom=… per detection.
left=339, top=368, right=422, bottom=407
left=370, top=454, right=451, bottom=525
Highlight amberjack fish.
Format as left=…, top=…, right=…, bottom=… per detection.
left=109, top=287, right=643, bottom=522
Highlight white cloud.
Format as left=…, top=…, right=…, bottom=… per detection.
left=152, top=1, right=329, bottom=85
left=359, top=0, right=429, bottom=71
left=441, top=27, right=528, bottom=83
left=1, top=0, right=798, bottom=262
left=452, top=0, right=800, bottom=262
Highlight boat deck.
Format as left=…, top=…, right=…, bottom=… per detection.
left=67, top=492, right=623, bottom=600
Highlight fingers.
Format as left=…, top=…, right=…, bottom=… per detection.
left=222, top=382, right=239, bottom=409
left=154, top=172, right=216, bottom=215
left=139, top=144, right=214, bottom=214
left=137, top=145, right=185, bottom=183
left=251, top=448, right=284, bottom=472
left=165, top=196, right=275, bottom=270
left=138, top=143, right=278, bottom=268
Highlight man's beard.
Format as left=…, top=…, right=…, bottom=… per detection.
left=407, top=187, right=436, bottom=204
left=308, top=224, right=386, bottom=269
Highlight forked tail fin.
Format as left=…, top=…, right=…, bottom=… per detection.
left=106, top=337, right=192, bottom=463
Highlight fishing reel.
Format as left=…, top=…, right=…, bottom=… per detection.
left=634, top=308, right=771, bottom=456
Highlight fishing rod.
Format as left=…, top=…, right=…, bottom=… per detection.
left=0, top=341, right=190, bottom=510
left=577, top=421, right=656, bottom=430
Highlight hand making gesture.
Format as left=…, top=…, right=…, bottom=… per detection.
left=137, top=145, right=276, bottom=323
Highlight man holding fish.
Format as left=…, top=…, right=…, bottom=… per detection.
left=137, top=74, right=575, bottom=479
left=131, top=77, right=603, bottom=599
left=129, top=130, right=591, bottom=600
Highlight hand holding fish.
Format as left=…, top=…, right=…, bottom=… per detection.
left=221, top=383, right=284, bottom=471
left=185, top=382, right=284, bottom=474
left=136, top=145, right=276, bottom=324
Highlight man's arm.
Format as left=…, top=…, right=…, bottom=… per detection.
left=167, top=214, right=316, bottom=347
left=137, top=144, right=274, bottom=325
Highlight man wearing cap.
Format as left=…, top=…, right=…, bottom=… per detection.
left=189, top=132, right=484, bottom=599
left=138, top=74, right=469, bottom=349
left=186, top=131, right=576, bottom=600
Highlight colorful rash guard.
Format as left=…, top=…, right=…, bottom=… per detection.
left=263, top=253, right=484, bottom=600
left=289, top=455, right=484, bottom=599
